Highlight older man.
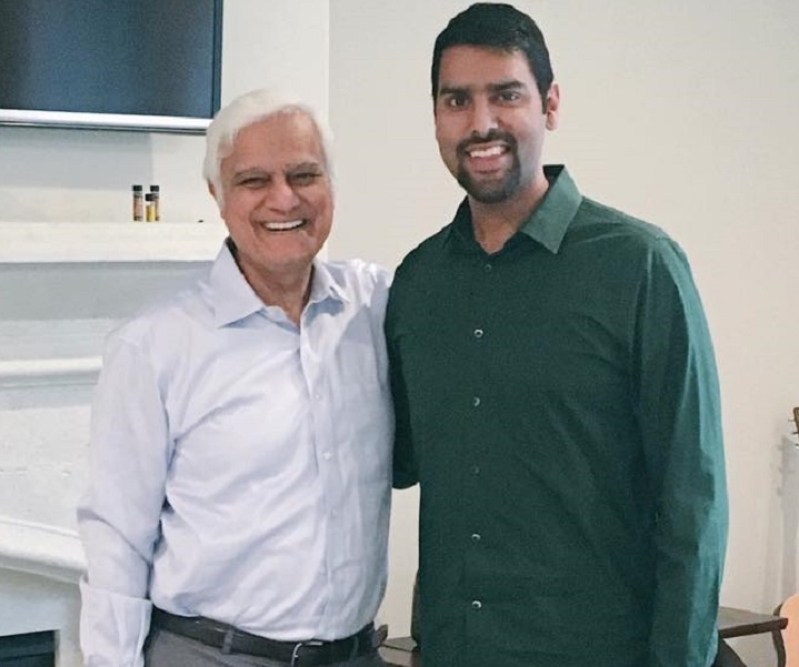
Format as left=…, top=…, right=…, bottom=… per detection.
left=78, top=90, right=392, bottom=667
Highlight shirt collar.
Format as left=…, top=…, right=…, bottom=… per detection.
left=446, top=164, right=582, bottom=255
left=307, top=258, right=351, bottom=307
left=208, top=239, right=348, bottom=327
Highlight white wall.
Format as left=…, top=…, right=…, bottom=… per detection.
left=328, top=0, right=799, bottom=648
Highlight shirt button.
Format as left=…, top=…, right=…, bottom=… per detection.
left=471, top=533, right=482, bottom=542
left=472, top=396, right=481, bottom=407
left=323, top=452, right=332, bottom=461
left=472, top=600, right=482, bottom=610
left=470, top=465, right=480, bottom=475
left=484, top=263, right=492, bottom=272
left=473, top=328, right=484, bottom=339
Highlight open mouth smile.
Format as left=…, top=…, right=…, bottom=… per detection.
left=466, top=145, right=507, bottom=159
left=461, top=143, right=511, bottom=175
left=259, top=219, right=307, bottom=231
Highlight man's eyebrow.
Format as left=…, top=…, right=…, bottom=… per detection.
left=231, top=167, right=269, bottom=180
left=487, top=80, right=526, bottom=93
left=437, top=84, right=469, bottom=97
left=438, top=80, right=526, bottom=97
left=287, top=161, right=324, bottom=173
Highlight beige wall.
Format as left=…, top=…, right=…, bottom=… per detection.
left=328, top=0, right=799, bottom=648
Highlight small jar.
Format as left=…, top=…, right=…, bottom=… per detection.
left=149, top=185, right=160, bottom=221
left=132, top=185, right=144, bottom=221
left=145, top=193, right=156, bottom=222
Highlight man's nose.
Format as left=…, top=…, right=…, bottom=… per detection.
left=468, top=97, right=498, bottom=136
left=267, top=177, right=300, bottom=211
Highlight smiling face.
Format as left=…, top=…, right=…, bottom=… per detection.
left=214, top=111, right=333, bottom=286
left=434, top=45, right=559, bottom=206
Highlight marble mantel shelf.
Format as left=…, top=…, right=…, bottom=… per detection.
left=0, top=515, right=85, bottom=584
left=0, top=221, right=227, bottom=263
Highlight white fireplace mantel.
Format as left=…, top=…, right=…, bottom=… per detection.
left=0, top=517, right=85, bottom=667
left=0, top=516, right=85, bottom=584
left=0, top=357, right=101, bottom=390
left=0, top=221, right=227, bottom=263
left=0, top=222, right=216, bottom=667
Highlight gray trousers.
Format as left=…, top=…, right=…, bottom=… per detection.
left=144, top=627, right=386, bottom=667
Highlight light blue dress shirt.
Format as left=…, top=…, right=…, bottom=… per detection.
left=78, top=242, right=393, bottom=667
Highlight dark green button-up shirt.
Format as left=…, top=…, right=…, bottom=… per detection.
left=386, top=166, right=727, bottom=667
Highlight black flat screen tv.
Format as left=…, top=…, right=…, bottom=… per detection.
left=0, top=0, right=223, bottom=133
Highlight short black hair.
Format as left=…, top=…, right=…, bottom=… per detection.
left=431, top=3, right=554, bottom=106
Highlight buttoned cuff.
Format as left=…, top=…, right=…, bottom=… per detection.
left=79, top=577, right=152, bottom=667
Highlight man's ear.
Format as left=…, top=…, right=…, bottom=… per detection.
left=544, top=82, right=560, bottom=131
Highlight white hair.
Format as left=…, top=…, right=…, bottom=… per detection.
left=202, top=89, right=334, bottom=205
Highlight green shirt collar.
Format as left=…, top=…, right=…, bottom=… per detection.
left=447, top=164, right=582, bottom=255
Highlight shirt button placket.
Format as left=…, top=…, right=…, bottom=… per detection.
left=467, top=275, right=489, bottom=633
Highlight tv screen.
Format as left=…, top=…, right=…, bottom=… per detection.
left=0, top=0, right=223, bottom=133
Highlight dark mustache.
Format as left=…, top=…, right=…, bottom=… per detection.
left=457, top=129, right=517, bottom=156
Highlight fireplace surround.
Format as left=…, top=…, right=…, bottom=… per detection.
left=0, top=221, right=225, bottom=666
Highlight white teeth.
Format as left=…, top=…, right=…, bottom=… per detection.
left=263, top=219, right=304, bottom=231
left=469, top=146, right=504, bottom=158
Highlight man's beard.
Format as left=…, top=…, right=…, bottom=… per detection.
left=455, top=130, right=521, bottom=204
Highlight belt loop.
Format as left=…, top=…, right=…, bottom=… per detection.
left=290, top=640, right=323, bottom=667
left=221, top=628, right=235, bottom=655
left=290, top=642, right=303, bottom=667
left=348, top=634, right=359, bottom=660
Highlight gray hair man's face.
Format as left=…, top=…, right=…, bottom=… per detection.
left=215, top=111, right=334, bottom=284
